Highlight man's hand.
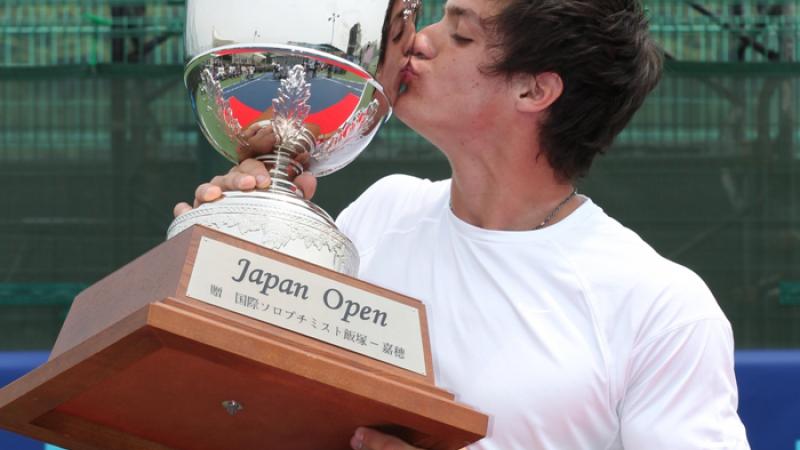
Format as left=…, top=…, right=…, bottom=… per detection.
left=173, top=158, right=318, bottom=218
left=350, top=427, right=424, bottom=450
left=173, top=118, right=319, bottom=218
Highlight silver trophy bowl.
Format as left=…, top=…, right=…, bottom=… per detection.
left=168, top=0, right=421, bottom=275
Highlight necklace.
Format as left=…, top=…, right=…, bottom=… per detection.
left=534, top=188, right=578, bottom=230
left=449, top=187, right=578, bottom=230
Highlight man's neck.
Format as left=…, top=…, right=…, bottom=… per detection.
left=445, top=138, right=580, bottom=231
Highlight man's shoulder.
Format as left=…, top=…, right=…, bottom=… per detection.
left=562, top=204, right=727, bottom=337
left=568, top=205, right=704, bottom=287
left=340, top=174, right=448, bottom=219
left=361, top=174, right=444, bottom=200
left=335, top=174, right=449, bottom=252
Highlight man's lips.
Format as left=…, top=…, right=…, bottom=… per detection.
left=400, top=61, right=418, bottom=85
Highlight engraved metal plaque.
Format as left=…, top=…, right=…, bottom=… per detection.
left=186, top=236, right=427, bottom=375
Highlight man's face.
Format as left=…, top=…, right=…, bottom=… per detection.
left=376, top=0, right=420, bottom=104
left=394, top=0, right=510, bottom=149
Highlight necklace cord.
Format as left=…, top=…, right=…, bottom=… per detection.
left=534, top=188, right=578, bottom=230
left=448, top=187, right=578, bottom=230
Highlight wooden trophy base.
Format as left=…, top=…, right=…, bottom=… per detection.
left=0, top=226, right=488, bottom=450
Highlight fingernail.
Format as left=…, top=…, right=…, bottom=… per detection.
left=350, top=428, right=365, bottom=450
left=256, top=175, right=269, bottom=188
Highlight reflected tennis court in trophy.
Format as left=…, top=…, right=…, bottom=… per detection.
left=188, top=45, right=385, bottom=176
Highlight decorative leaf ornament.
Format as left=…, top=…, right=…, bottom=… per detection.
left=402, top=0, right=421, bottom=21
left=272, top=65, right=312, bottom=146
left=201, top=67, right=242, bottom=144
left=316, top=99, right=380, bottom=165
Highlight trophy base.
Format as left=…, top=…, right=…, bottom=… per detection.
left=0, top=226, right=489, bottom=450
left=167, top=191, right=358, bottom=276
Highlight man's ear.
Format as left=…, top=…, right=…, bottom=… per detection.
left=515, top=72, right=563, bottom=113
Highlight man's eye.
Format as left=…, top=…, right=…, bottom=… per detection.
left=391, top=19, right=405, bottom=43
left=451, top=34, right=473, bottom=45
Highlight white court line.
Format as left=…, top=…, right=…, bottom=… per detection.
left=224, top=74, right=363, bottom=100
left=225, top=73, right=273, bottom=95
left=323, top=77, right=364, bottom=96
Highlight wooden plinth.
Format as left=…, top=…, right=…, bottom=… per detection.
left=0, top=226, right=488, bottom=450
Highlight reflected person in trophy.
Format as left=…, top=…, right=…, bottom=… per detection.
left=176, top=0, right=750, bottom=449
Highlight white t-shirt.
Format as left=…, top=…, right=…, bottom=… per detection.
left=336, top=175, right=750, bottom=450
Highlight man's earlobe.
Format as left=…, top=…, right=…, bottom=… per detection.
left=516, top=72, right=563, bottom=113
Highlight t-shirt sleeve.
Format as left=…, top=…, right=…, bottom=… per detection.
left=619, top=318, right=750, bottom=449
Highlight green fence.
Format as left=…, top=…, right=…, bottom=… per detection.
left=649, top=1, right=798, bottom=62
left=2, top=0, right=799, bottom=65
left=0, top=0, right=798, bottom=349
left=1, top=0, right=185, bottom=66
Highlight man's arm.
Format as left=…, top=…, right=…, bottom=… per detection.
left=620, top=318, right=750, bottom=449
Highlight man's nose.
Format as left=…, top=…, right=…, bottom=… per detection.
left=401, top=27, right=416, bottom=57
left=409, top=26, right=436, bottom=60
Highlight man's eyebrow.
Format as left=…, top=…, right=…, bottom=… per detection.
left=445, top=5, right=481, bottom=24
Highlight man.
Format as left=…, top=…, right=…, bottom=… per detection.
left=176, top=0, right=750, bottom=448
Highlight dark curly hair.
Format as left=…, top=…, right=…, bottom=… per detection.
left=486, top=0, right=663, bottom=180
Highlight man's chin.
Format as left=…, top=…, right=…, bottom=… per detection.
left=392, top=84, right=414, bottom=107
left=384, top=80, right=408, bottom=104
left=392, top=94, right=409, bottom=121
left=393, top=97, right=422, bottom=129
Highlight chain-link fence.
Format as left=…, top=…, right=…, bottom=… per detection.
left=1, top=0, right=184, bottom=66
left=2, top=0, right=799, bottom=65
left=650, top=1, right=798, bottom=62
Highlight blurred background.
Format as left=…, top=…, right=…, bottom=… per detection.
left=0, top=0, right=798, bottom=448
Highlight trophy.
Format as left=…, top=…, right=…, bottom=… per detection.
left=167, top=0, right=419, bottom=276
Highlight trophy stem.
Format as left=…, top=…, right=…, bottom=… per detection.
left=255, top=64, right=317, bottom=198
left=254, top=115, right=317, bottom=198
left=256, top=153, right=305, bottom=197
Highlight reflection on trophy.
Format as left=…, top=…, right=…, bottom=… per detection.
left=167, top=0, right=421, bottom=276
